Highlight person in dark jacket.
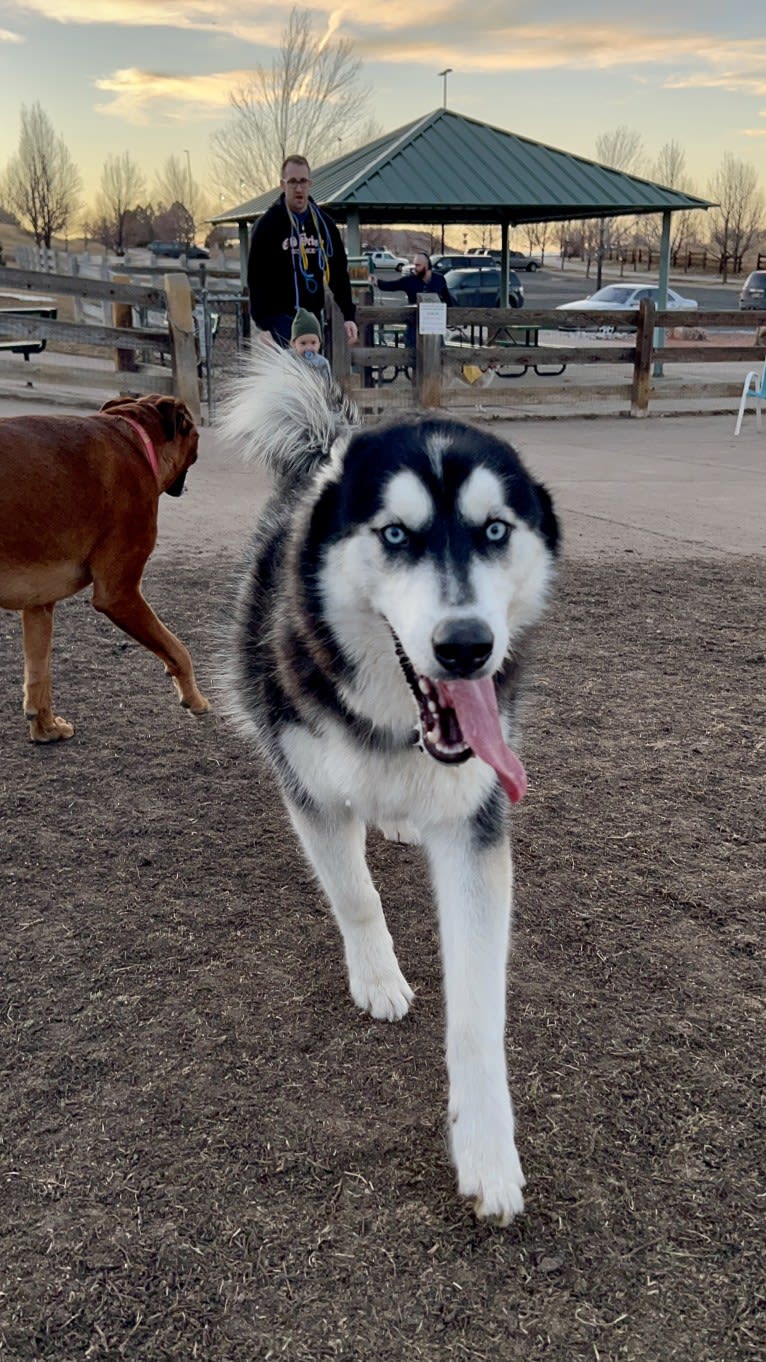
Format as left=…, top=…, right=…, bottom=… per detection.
left=371, top=252, right=454, bottom=347
left=247, top=155, right=358, bottom=348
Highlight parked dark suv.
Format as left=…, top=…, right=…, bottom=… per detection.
left=149, top=241, right=210, bottom=260
left=739, top=271, right=766, bottom=310
left=442, top=265, right=524, bottom=308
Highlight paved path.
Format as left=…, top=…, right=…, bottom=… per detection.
left=168, top=411, right=766, bottom=561
left=1, top=398, right=762, bottom=561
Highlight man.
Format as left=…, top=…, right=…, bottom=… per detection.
left=371, top=251, right=454, bottom=347
left=247, top=155, right=358, bottom=348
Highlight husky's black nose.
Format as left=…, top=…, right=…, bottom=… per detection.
left=432, top=618, right=494, bottom=676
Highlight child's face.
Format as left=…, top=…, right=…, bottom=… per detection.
left=292, top=334, right=322, bottom=356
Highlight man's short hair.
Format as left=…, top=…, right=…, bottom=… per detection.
left=281, top=154, right=311, bottom=177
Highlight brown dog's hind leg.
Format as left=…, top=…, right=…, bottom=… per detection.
left=92, top=585, right=210, bottom=715
left=21, top=605, right=76, bottom=742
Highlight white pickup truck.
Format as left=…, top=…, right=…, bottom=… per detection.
left=366, top=248, right=408, bottom=272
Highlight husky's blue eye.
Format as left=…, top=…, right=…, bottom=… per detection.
left=381, top=524, right=408, bottom=547
left=485, top=520, right=511, bottom=544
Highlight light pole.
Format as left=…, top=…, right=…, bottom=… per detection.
left=184, top=148, right=193, bottom=236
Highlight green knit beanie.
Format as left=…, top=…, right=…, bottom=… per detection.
left=291, top=308, right=322, bottom=343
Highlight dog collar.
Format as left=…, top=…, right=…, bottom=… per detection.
left=116, top=415, right=161, bottom=484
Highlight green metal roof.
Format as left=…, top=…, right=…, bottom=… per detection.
left=213, top=107, right=712, bottom=227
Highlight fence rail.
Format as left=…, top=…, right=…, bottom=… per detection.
left=0, top=264, right=202, bottom=420
left=1, top=264, right=166, bottom=309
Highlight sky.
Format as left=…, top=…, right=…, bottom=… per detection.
left=0, top=0, right=764, bottom=211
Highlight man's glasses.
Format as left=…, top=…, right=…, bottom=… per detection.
left=283, top=177, right=311, bottom=188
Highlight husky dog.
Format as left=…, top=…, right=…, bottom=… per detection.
left=220, top=349, right=559, bottom=1223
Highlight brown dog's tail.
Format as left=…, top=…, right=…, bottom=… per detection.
left=216, top=345, right=358, bottom=486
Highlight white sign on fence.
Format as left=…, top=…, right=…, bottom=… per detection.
left=418, top=301, right=448, bottom=335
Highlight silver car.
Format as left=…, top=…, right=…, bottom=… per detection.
left=739, top=271, right=766, bottom=311
left=557, top=284, right=697, bottom=313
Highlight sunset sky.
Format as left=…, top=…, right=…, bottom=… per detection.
left=0, top=0, right=764, bottom=209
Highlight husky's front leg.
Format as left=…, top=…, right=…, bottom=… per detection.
left=426, top=818, right=525, bottom=1223
left=287, top=801, right=414, bottom=1022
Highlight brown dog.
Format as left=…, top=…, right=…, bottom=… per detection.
left=0, top=393, right=210, bottom=742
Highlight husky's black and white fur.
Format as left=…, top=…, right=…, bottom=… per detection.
left=220, top=348, right=559, bottom=1223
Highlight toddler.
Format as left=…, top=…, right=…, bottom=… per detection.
left=290, top=308, right=331, bottom=381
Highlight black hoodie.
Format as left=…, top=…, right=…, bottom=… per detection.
left=247, top=194, right=356, bottom=330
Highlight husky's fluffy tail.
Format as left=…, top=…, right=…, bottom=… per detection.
left=217, top=343, right=359, bottom=482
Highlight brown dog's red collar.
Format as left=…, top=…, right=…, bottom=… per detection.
left=114, top=414, right=161, bottom=484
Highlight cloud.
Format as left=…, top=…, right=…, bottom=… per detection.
left=14, top=0, right=766, bottom=129
left=347, top=23, right=766, bottom=82
left=6, top=0, right=286, bottom=42
left=94, top=67, right=255, bottom=123
left=665, top=70, right=766, bottom=96
left=7, top=0, right=766, bottom=86
left=0, top=27, right=24, bottom=41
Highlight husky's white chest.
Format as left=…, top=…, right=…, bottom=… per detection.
left=279, top=718, right=495, bottom=828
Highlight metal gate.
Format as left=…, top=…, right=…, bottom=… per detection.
left=194, top=287, right=250, bottom=421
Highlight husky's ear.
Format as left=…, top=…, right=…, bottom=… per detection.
left=534, top=481, right=560, bottom=556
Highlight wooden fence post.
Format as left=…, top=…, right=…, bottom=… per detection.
left=328, top=295, right=352, bottom=394
left=631, top=298, right=656, bottom=417
left=415, top=332, right=442, bottom=408
left=165, top=272, right=201, bottom=424
left=111, top=272, right=137, bottom=374
left=415, top=296, right=444, bottom=409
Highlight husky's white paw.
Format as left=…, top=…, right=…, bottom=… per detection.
left=345, top=931, right=414, bottom=1021
left=377, top=820, right=422, bottom=846
left=450, top=1100, right=526, bottom=1225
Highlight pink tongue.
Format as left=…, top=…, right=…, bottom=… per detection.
left=437, top=677, right=527, bottom=803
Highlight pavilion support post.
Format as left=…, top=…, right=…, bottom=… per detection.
left=653, top=210, right=672, bottom=378
left=345, top=210, right=360, bottom=257
left=631, top=297, right=656, bottom=417
left=238, top=221, right=249, bottom=292
left=500, top=220, right=510, bottom=307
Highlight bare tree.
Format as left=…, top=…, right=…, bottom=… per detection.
left=641, top=141, right=702, bottom=263
left=2, top=102, right=82, bottom=247
left=153, top=155, right=210, bottom=239
left=153, top=202, right=194, bottom=246
left=211, top=6, right=372, bottom=201
left=94, top=153, right=146, bottom=253
left=524, top=221, right=552, bottom=263
left=590, top=126, right=646, bottom=283
left=707, top=152, right=764, bottom=281
left=595, top=127, right=645, bottom=178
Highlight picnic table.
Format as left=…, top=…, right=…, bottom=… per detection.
left=369, top=321, right=411, bottom=384
left=454, top=322, right=567, bottom=378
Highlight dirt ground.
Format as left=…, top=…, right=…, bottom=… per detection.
left=1, top=535, right=763, bottom=1362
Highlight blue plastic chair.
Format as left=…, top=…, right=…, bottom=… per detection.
left=734, top=357, right=766, bottom=435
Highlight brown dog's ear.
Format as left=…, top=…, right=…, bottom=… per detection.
left=100, top=395, right=136, bottom=414
left=150, top=395, right=197, bottom=440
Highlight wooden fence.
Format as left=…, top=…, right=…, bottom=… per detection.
left=2, top=265, right=765, bottom=422
left=605, top=248, right=745, bottom=275
left=0, top=264, right=202, bottom=420
left=330, top=298, right=766, bottom=418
